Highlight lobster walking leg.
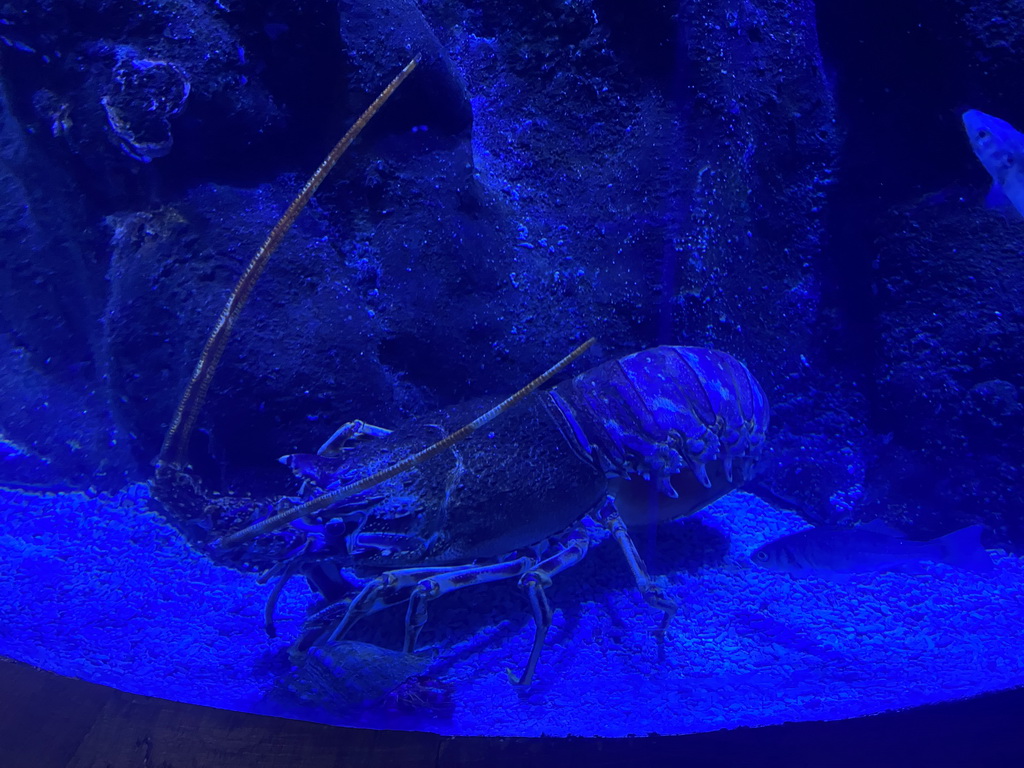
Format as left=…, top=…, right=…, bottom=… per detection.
left=301, top=513, right=609, bottom=686
left=599, top=504, right=678, bottom=634
left=511, top=513, right=608, bottom=686
left=516, top=574, right=553, bottom=685
left=260, top=543, right=310, bottom=638
left=326, top=559, right=534, bottom=645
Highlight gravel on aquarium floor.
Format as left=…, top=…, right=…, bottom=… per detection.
left=0, top=482, right=1021, bottom=737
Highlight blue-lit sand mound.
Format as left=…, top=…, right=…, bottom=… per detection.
left=1, top=483, right=1021, bottom=737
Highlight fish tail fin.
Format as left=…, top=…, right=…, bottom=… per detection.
left=932, top=524, right=995, bottom=573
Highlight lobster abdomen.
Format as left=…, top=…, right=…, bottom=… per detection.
left=549, top=346, right=769, bottom=505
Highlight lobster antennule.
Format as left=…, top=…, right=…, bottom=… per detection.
left=158, top=56, right=421, bottom=469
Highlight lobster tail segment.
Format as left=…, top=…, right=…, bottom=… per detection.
left=550, top=346, right=769, bottom=498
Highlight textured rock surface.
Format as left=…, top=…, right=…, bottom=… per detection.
left=870, top=199, right=1024, bottom=546
left=7, top=0, right=1015, bottom=547
left=814, top=0, right=1024, bottom=545
left=0, top=0, right=844, bottom=507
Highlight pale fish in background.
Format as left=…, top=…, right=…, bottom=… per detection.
left=750, top=520, right=994, bottom=575
left=962, top=108, right=1024, bottom=217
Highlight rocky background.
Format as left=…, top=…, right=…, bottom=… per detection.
left=0, top=0, right=1020, bottom=549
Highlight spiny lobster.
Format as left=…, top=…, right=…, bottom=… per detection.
left=150, top=57, right=769, bottom=688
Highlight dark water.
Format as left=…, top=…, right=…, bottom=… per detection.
left=1, top=0, right=1022, bottom=739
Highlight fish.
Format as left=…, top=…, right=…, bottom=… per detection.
left=962, top=108, right=1024, bottom=217
left=750, top=520, right=994, bottom=575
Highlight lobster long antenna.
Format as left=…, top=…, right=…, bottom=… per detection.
left=217, top=337, right=596, bottom=547
left=159, top=56, right=421, bottom=468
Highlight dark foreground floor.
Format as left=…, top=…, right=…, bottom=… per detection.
left=1, top=658, right=1021, bottom=768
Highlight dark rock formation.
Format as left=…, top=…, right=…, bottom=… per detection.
left=1, top=0, right=857, bottom=527
left=870, top=198, right=1024, bottom=546
left=0, top=76, right=128, bottom=486
left=814, top=0, right=1024, bottom=546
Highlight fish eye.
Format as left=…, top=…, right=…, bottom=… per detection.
left=978, top=129, right=989, bottom=138
left=754, top=550, right=769, bottom=562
